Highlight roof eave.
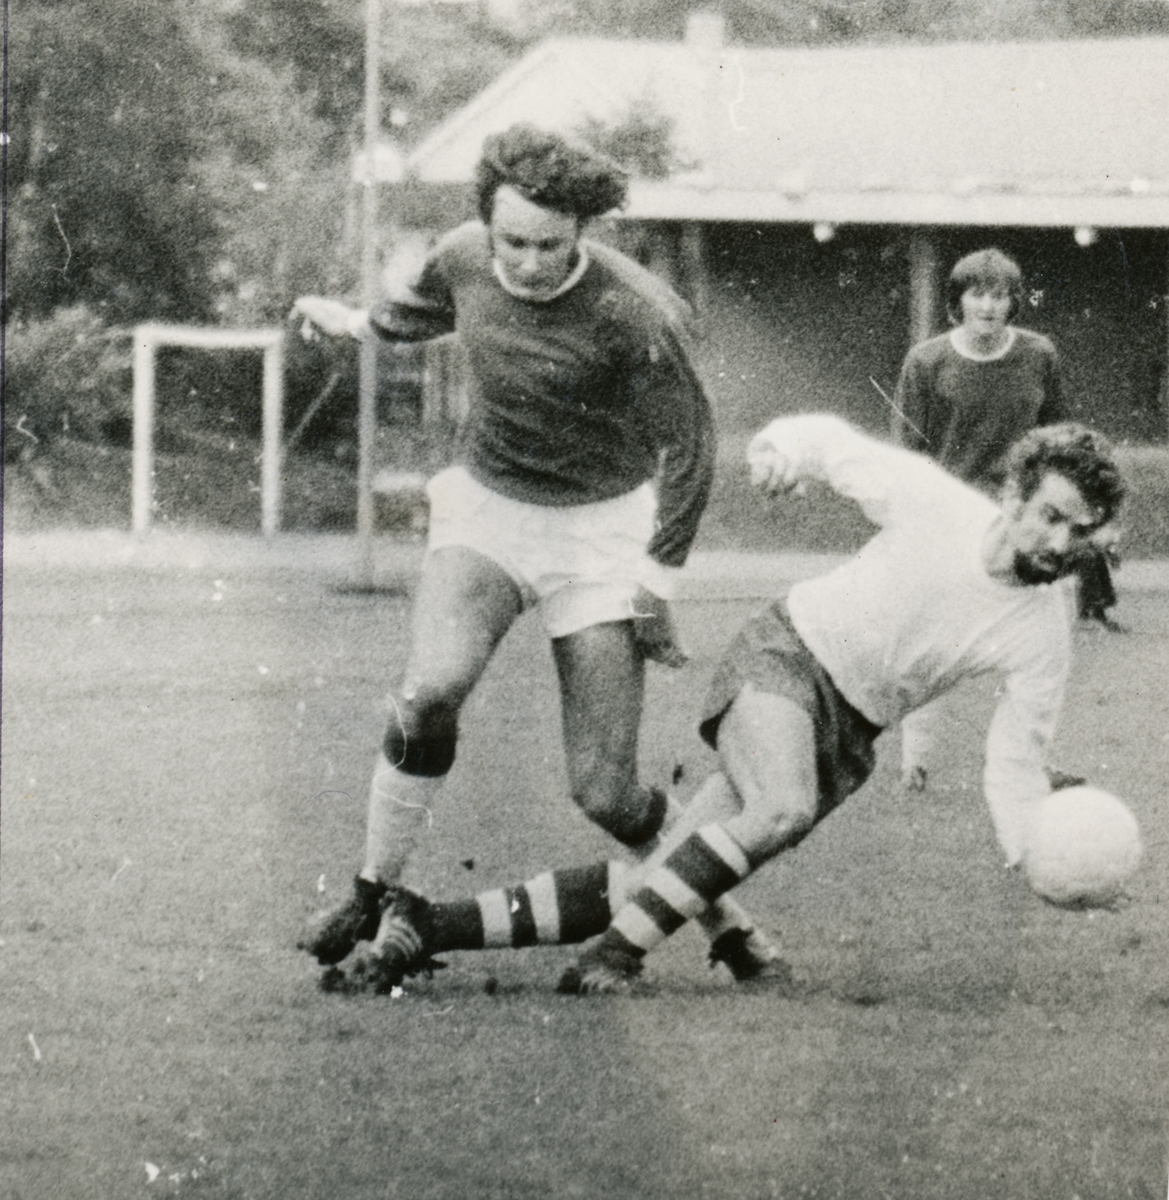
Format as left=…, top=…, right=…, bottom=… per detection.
left=620, top=181, right=1169, bottom=229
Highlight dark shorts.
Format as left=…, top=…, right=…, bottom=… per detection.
left=699, top=599, right=884, bottom=820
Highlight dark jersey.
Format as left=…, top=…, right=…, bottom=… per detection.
left=892, top=327, right=1067, bottom=492
left=368, top=223, right=714, bottom=569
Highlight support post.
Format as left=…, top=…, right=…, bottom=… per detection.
left=261, top=338, right=285, bottom=537
left=908, top=229, right=940, bottom=348
left=900, top=230, right=940, bottom=438
left=679, top=221, right=709, bottom=313
left=1163, top=236, right=1169, bottom=441
left=132, top=328, right=156, bottom=535
left=354, top=0, right=381, bottom=585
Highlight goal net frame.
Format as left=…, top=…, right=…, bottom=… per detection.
left=131, top=324, right=285, bottom=536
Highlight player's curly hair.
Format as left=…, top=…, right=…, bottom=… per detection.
left=946, top=247, right=1024, bottom=324
left=475, top=124, right=629, bottom=225
left=1004, top=423, right=1125, bottom=523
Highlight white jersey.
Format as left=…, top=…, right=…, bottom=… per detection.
left=750, top=414, right=1073, bottom=864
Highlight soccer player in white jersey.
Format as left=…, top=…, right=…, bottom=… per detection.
left=354, top=416, right=1123, bottom=995
left=292, top=124, right=777, bottom=988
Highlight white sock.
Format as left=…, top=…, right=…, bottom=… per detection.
left=360, top=751, right=443, bottom=886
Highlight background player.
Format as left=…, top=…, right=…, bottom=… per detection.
left=292, top=124, right=775, bottom=984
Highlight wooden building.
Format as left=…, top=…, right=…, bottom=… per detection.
left=394, top=18, right=1169, bottom=443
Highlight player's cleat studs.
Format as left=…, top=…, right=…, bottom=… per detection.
left=298, top=875, right=386, bottom=965
left=362, top=887, right=445, bottom=995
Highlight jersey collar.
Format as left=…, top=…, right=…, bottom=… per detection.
left=492, top=245, right=591, bottom=303
left=949, top=325, right=1017, bottom=362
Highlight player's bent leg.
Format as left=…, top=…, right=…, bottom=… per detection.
left=623, top=773, right=786, bottom=982
left=569, top=686, right=818, bottom=994
left=574, top=823, right=754, bottom=992
left=553, top=623, right=778, bottom=974
left=552, top=621, right=656, bottom=845
left=361, top=546, right=523, bottom=885
left=716, top=685, right=819, bottom=861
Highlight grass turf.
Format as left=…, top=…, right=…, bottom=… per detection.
left=2, top=555, right=1167, bottom=1199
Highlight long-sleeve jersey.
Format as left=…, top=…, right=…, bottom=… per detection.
left=750, top=414, right=1073, bottom=864
left=367, top=222, right=715, bottom=570
left=892, top=327, right=1067, bottom=492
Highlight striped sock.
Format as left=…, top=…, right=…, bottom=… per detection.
left=429, top=862, right=627, bottom=953
left=603, top=824, right=752, bottom=960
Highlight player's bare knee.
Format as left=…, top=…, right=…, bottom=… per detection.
left=383, top=690, right=459, bottom=777
left=731, top=801, right=816, bottom=864
left=579, top=783, right=667, bottom=849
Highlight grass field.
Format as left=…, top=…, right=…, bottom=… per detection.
left=2, top=542, right=1168, bottom=1200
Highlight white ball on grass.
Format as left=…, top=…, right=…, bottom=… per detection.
left=1024, top=786, right=1142, bottom=907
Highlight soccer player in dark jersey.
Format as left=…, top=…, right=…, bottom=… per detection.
left=892, top=248, right=1069, bottom=492
left=292, top=124, right=778, bottom=986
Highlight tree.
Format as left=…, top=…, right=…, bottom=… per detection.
left=9, top=2, right=223, bottom=323
left=7, top=0, right=359, bottom=328
left=577, top=104, right=696, bottom=180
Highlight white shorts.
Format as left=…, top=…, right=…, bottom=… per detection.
left=425, top=466, right=666, bottom=638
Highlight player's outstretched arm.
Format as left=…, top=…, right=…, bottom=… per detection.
left=748, top=413, right=936, bottom=527
left=291, top=296, right=371, bottom=339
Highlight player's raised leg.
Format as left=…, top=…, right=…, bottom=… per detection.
left=299, top=546, right=522, bottom=965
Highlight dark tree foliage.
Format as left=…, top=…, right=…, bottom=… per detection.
left=8, top=0, right=358, bottom=327
left=377, top=5, right=523, bottom=145
left=9, top=3, right=223, bottom=323
left=224, top=0, right=366, bottom=129
left=577, top=107, right=696, bottom=180
left=524, top=0, right=1169, bottom=44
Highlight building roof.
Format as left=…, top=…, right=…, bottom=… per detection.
left=403, top=32, right=1169, bottom=228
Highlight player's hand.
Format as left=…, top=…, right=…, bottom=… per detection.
left=631, top=587, right=689, bottom=668
left=747, top=437, right=805, bottom=497
left=290, top=296, right=365, bottom=339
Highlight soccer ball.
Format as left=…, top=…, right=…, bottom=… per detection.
left=1023, top=786, right=1142, bottom=907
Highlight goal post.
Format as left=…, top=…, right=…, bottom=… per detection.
left=132, top=323, right=285, bottom=536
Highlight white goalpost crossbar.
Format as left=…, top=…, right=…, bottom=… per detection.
left=132, top=323, right=285, bottom=536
